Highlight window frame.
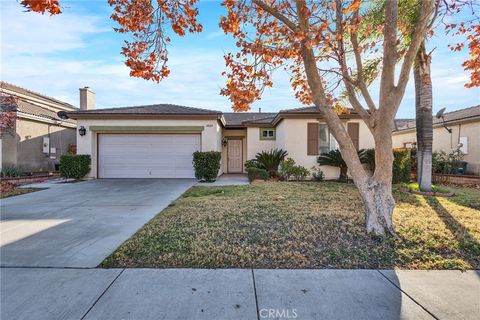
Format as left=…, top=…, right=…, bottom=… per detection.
left=259, top=128, right=276, bottom=140
left=318, top=123, right=337, bottom=154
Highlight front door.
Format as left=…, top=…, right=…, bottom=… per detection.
left=227, top=139, right=243, bottom=173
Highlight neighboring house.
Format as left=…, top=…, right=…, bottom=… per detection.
left=67, top=94, right=375, bottom=179
left=392, top=105, right=480, bottom=175
left=0, top=82, right=78, bottom=173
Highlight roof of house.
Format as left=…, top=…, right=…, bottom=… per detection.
left=0, top=81, right=77, bottom=111
left=223, top=112, right=277, bottom=127
left=393, top=118, right=415, bottom=131
left=68, top=104, right=222, bottom=116
left=393, top=105, right=480, bottom=132
left=1, top=82, right=77, bottom=125
left=16, top=99, right=77, bottom=124
left=67, top=103, right=364, bottom=127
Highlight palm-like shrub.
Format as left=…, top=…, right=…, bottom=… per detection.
left=317, top=149, right=367, bottom=181
left=255, top=148, right=288, bottom=177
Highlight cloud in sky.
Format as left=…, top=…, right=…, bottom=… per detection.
left=1, top=0, right=478, bottom=117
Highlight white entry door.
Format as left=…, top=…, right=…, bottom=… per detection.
left=98, top=133, right=200, bottom=178
left=227, top=139, right=243, bottom=173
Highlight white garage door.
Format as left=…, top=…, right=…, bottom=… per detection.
left=98, top=134, right=200, bottom=178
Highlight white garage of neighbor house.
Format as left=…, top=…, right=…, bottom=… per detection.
left=67, top=88, right=375, bottom=179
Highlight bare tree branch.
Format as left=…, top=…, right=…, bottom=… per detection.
left=252, top=0, right=298, bottom=31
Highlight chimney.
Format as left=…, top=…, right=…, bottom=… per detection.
left=79, top=86, right=95, bottom=110
left=258, top=107, right=262, bottom=113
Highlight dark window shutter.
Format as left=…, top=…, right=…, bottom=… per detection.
left=307, top=123, right=319, bottom=155
left=347, top=122, right=360, bottom=150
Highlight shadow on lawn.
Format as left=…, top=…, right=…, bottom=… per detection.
left=425, top=196, right=480, bottom=268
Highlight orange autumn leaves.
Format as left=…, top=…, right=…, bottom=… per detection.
left=21, top=0, right=61, bottom=15
left=108, top=0, right=202, bottom=82
left=19, top=0, right=480, bottom=109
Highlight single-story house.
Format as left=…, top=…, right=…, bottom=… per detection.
left=67, top=91, right=375, bottom=179
left=0, top=82, right=78, bottom=173
left=392, top=105, right=480, bottom=175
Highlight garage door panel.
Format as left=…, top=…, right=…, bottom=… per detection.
left=98, top=134, right=200, bottom=178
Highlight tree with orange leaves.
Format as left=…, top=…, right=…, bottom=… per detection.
left=18, top=0, right=456, bottom=237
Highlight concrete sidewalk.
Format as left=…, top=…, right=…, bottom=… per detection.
left=1, top=268, right=478, bottom=320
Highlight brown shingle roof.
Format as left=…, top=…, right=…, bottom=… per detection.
left=393, top=105, right=480, bottom=132
left=436, top=105, right=480, bottom=123
left=1, top=81, right=77, bottom=110
left=17, top=99, right=76, bottom=124
left=223, top=112, right=276, bottom=126
left=68, top=104, right=222, bottom=116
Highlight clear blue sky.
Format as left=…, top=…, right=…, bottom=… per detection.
left=1, top=0, right=478, bottom=118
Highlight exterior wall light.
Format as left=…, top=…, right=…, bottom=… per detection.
left=79, top=126, right=86, bottom=136
left=222, top=137, right=228, bottom=147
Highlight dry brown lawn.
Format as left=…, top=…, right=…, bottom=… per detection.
left=101, top=182, right=480, bottom=270
left=0, top=187, right=45, bottom=199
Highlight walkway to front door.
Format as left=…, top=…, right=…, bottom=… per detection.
left=227, top=139, right=243, bottom=173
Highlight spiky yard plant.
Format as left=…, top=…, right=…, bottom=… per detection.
left=255, top=148, right=288, bottom=177
left=318, top=149, right=367, bottom=181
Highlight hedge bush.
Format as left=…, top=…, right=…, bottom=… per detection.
left=355, top=149, right=412, bottom=183
left=59, top=154, right=91, bottom=180
left=192, top=151, right=221, bottom=182
left=392, top=149, right=412, bottom=183
left=246, top=167, right=269, bottom=182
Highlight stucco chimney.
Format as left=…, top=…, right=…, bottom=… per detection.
left=79, top=87, right=95, bottom=110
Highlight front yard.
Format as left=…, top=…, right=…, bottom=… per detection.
left=0, top=186, right=45, bottom=199
left=102, top=182, right=479, bottom=270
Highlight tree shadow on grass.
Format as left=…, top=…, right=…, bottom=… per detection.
left=425, top=196, right=480, bottom=269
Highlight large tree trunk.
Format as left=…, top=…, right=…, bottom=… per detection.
left=414, top=42, right=433, bottom=192
left=358, top=178, right=396, bottom=235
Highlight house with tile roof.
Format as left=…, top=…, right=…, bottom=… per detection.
left=66, top=94, right=375, bottom=179
left=392, top=105, right=480, bottom=175
left=0, top=82, right=78, bottom=173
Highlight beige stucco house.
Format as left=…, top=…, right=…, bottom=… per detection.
left=67, top=92, right=375, bottom=179
left=0, top=82, right=78, bottom=173
left=392, top=105, right=480, bottom=175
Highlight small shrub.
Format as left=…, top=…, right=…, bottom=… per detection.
left=311, top=166, right=325, bottom=181
left=279, top=158, right=296, bottom=180
left=59, top=154, right=91, bottom=180
left=433, top=149, right=467, bottom=174
left=255, top=148, right=288, bottom=177
left=280, top=158, right=309, bottom=181
left=244, top=159, right=261, bottom=170
left=247, top=167, right=269, bottom=182
left=192, top=151, right=221, bottom=182
left=0, top=166, right=21, bottom=178
left=292, top=165, right=309, bottom=181
left=392, top=149, right=412, bottom=184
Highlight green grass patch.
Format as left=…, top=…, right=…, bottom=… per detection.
left=101, top=182, right=480, bottom=270
left=400, top=182, right=449, bottom=193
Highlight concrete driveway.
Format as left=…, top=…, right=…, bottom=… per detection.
left=0, top=179, right=195, bottom=268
